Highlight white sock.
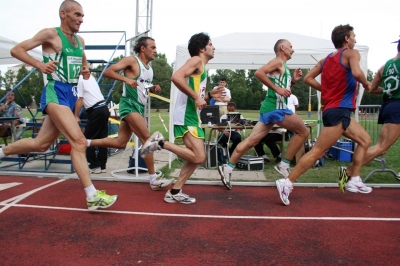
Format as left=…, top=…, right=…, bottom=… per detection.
left=0, top=148, right=5, bottom=158
left=84, top=184, right=97, bottom=200
left=226, top=164, right=233, bottom=172
left=280, top=161, right=290, bottom=168
left=149, top=173, right=158, bottom=183
left=87, top=139, right=91, bottom=147
left=285, top=178, right=293, bottom=187
left=351, top=176, right=361, bottom=182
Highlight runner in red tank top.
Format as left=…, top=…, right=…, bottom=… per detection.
left=275, top=24, right=373, bottom=206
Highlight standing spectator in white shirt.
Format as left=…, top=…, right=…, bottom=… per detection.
left=287, top=94, right=299, bottom=113
left=74, top=69, right=109, bottom=173
left=285, top=94, right=299, bottom=140
left=213, top=77, right=231, bottom=117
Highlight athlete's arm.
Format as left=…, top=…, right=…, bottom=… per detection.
left=255, top=59, right=291, bottom=97
left=11, top=28, right=59, bottom=74
left=369, top=65, right=384, bottom=94
left=348, top=49, right=371, bottom=90
left=103, top=56, right=139, bottom=88
left=304, top=60, right=323, bottom=91
left=171, top=56, right=207, bottom=110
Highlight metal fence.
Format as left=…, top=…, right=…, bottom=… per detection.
left=330, top=105, right=400, bottom=182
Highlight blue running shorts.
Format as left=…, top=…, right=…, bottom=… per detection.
left=378, top=99, right=400, bottom=124
left=322, top=108, right=351, bottom=130
left=259, top=109, right=293, bottom=125
left=40, top=80, right=78, bottom=114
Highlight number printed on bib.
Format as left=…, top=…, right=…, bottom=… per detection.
left=67, top=56, right=82, bottom=84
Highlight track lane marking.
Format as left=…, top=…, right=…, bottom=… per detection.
left=0, top=182, right=22, bottom=191
left=1, top=203, right=400, bottom=221
left=0, top=179, right=66, bottom=213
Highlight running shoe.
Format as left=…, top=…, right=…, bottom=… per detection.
left=141, top=131, right=165, bottom=158
left=262, top=154, right=270, bottom=163
left=274, top=164, right=291, bottom=178
left=345, top=180, right=372, bottom=194
left=164, top=190, right=196, bottom=204
left=150, top=177, right=174, bottom=190
left=87, top=190, right=118, bottom=210
left=218, top=164, right=232, bottom=190
left=338, top=166, right=349, bottom=194
left=275, top=179, right=293, bottom=206
left=89, top=167, right=101, bottom=174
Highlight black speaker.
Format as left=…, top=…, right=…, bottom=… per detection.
left=204, top=141, right=218, bottom=168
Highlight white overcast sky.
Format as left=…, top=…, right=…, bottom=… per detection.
left=1, top=0, right=399, bottom=74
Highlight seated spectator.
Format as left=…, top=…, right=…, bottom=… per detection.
left=218, top=102, right=243, bottom=156
left=254, top=126, right=284, bottom=163
left=0, top=90, right=23, bottom=139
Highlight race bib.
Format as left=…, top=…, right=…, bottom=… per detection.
left=67, top=56, right=82, bottom=84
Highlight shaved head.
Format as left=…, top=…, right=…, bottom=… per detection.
left=274, top=39, right=288, bottom=54
left=59, top=0, right=81, bottom=19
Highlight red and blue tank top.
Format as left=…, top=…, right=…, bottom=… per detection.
left=321, top=48, right=358, bottom=112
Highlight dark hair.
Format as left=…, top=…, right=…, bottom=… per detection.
left=134, top=36, right=155, bottom=54
left=227, top=102, right=236, bottom=108
left=331, top=24, right=354, bottom=49
left=274, top=39, right=287, bottom=54
left=219, top=77, right=227, bottom=82
left=188, top=32, right=210, bottom=57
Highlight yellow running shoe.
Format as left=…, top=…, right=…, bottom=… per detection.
left=338, top=166, right=349, bottom=194
left=87, top=190, right=118, bottom=210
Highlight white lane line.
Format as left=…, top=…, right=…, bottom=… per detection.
left=2, top=203, right=400, bottom=221
left=0, top=182, right=22, bottom=191
left=0, top=179, right=66, bottom=214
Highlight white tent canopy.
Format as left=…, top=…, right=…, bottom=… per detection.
left=0, top=36, right=42, bottom=65
left=169, top=32, right=369, bottom=147
left=173, top=32, right=368, bottom=71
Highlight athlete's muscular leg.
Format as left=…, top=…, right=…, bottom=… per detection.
left=90, top=121, right=132, bottom=149
left=276, top=114, right=309, bottom=160
left=124, top=112, right=157, bottom=175
left=167, top=133, right=205, bottom=190
left=347, top=123, right=398, bottom=176
left=228, top=122, right=273, bottom=164
left=3, top=114, right=60, bottom=155
left=287, top=123, right=343, bottom=183
left=45, top=103, right=93, bottom=188
left=342, top=118, right=371, bottom=177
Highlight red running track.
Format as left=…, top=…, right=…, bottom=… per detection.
left=0, top=175, right=399, bottom=265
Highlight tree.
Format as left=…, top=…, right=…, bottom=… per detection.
left=360, top=69, right=383, bottom=105
left=2, top=70, right=16, bottom=91
left=151, top=53, right=173, bottom=109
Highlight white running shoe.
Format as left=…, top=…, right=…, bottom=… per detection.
left=89, top=167, right=101, bottom=174
left=345, top=180, right=372, bottom=193
left=274, top=164, right=291, bottom=178
left=276, top=179, right=293, bottom=206
left=218, top=164, right=232, bottom=190
left=150, top=178, right=174, bottom=191
left=141, top=131, right=165, bottom=158
left=164, top=190, right=196, bottom=204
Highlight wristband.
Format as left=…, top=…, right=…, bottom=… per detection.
left=208, top=91, right=212, bottom=98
